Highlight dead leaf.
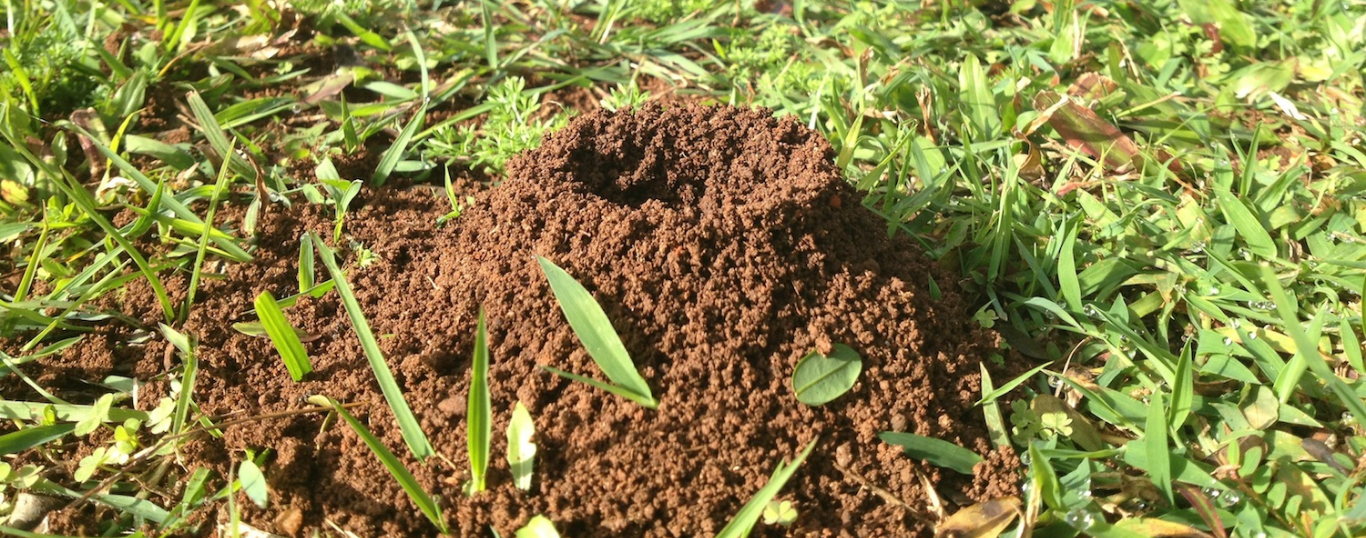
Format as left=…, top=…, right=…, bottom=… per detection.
left=1068, top=73, right=1120, bottom=102
left=1033, top=91, right=1142, bottom=172
left=935, top=496, right=1021, bottom=538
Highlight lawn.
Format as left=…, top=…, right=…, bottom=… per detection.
left=1, top=0, right=1364, bottom=537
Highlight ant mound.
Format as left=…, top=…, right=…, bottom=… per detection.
left=34, top=105, right=1019, bottom=537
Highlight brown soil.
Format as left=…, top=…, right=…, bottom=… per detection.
left=21, top=104, right=1018, bottom=537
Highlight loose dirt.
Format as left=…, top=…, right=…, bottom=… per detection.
left=16, top=104, right=1019, bottom=537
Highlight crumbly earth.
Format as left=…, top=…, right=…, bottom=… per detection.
left=12, top=104, right=1019, bottom=537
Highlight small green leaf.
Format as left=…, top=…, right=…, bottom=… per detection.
left=762, top=500, right=798, bottom=527
left=255, top=292, right=311, bottom=382
left=74, top=393, right=114, bottom=436
left=879, top=432, right=984, bottom=475
left=507, top=401, right=536, bottom=491
left=791, top=344, right=863, bottom=406
left=536, top=256, right=656, bottom=409
left=468, top=308, right=491, bottom=494
left=238, top=460, right=268, bottom=509
left=515, top=515, right=560, bottom=538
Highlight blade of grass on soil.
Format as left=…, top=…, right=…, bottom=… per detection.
left=254, top=291, right=311, bottom=382
left=162, top=324, right=198, bottom=436
left=467, top=308, right=491, bottom=494
left=312, top=233, right=434, bottom=460
left=715, top=439, right=818, bottom=538
left=536, top=256, right=656, bottom=409
left=507, top=401, right=536, bottom=491
left=326, top=397, right=448, bottom=534
left=0, top=423, right=75, bottom=455
left=878, top=432, right=984, bottom=475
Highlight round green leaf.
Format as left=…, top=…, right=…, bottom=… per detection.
left=791, top=344, right=862, bottom=406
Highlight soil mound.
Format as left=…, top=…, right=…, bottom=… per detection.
left=26, top=105, right=1018, bottom=536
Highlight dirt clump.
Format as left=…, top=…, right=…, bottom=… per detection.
left=28, top=104, right=1018, bottom=537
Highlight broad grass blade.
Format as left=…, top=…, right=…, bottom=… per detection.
left=254, top=291, right=311, bottom=382
left=0, top=400, right=147, bottom=423
left=978, top=365, right=1010, bottom=449
left=313, top=234, right=434, bottom=460
left=327, top=398, right=448, bottom=533
left=162, top=324, right=197, bottom=436
left=1215, top=190, right=1276, bottom=259
left=0, top=424, right=75, bottom=455
left=1146, top=393, right=1174, bottom=505
left=507, top=401, right=536, bottom=491
left=468, top=308, right=491, bottom=494
left=536, top=256, right=656, bottom=409
left=1028, top=442, right=1063, bottom=510
left=879, top=432, right=983, bottom=475
left=716, top=439, right=817, bottom=538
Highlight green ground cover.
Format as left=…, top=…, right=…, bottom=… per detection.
left=1, top=0, right=1365, bottom=537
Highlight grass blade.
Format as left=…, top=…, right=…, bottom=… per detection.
left=327, top=397, right=448, bottom=533
left=1169, top=342, right=1194, bottom=429
left=538, top=365, right=656, bottom=408
left=716, top=439, right=817, bottom=538
left=161, top=324, right=198, bottom=436
left=978, top=365, right=1010, bottom=449
left=468, top=308, right=491, bottom=494
left=254, top=291, right=311, bottom=382
left=977, top=361, right=1053, bottom=405
left=1216, top=190, right=1276, bottom=259
left=879, top=432, right=984, bottom=475
left=298, top=233, right=315, bottom=292
left=536, top=256, right=656, bottom=409
left=0, top=401, right=147, bottom=423
left=507, top=401, right=536, bottom=491
left=0, top=424, right=75, bottom=455
left=312, top=233, right=434, bottom=460
left=1146, top=393, right=1174, bottom=506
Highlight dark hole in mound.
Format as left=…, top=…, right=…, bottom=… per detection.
left=6, top=104, right=1025, bottom=538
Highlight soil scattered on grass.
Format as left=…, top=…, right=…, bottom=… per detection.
left=19, top=104, right=1019, bottom=537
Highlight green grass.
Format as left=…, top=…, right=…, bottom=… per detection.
left=0, top=0, right=1363, bottom=536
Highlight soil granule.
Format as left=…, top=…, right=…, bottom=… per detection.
left=22, top=104, right=1019, bottom=537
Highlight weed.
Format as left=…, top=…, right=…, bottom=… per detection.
left=426, top=77, right=570, bottom=175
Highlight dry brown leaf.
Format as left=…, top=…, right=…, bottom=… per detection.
left=935, top=496, right=1021, bottom=538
